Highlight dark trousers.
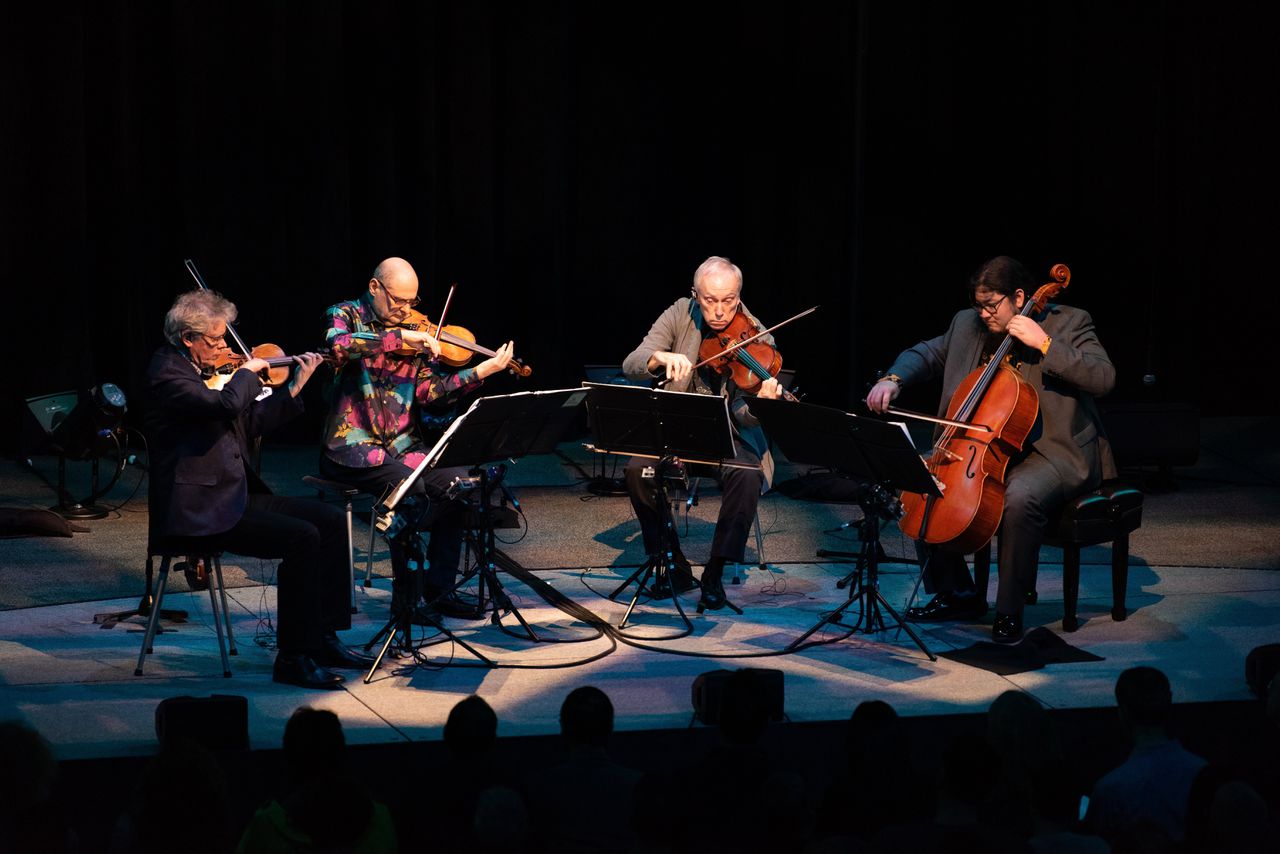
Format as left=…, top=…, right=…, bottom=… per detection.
left=922, top=451, right=1074, bottom=615
left=624, top=444, right=764, bottom=564
left=220, top=494, right=350, bottom=654
left=318, top=455, right=469, bottom=590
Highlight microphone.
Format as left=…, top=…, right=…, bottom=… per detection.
left=487, top=464, right=520, bottom=511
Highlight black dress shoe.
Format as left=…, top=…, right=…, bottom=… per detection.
left=314, top=633, right=377, bottom=669
left=906, top=590, right=987, bottom=623
left=697, top=568, right=727, bottom=612
left=992, top=612, right=1023, bottom=644
left=417, top=588, right=483, bottom=620
left=272, top=653, right=344, bottom=689
left=648, top=562, right=696, bottom=599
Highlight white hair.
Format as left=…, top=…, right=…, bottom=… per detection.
left=692, top=256, right=743, bottom=293
left=163, top=289, right=237, bottom=346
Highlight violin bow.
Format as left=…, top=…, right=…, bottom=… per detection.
left=432, top=283, right=458, bottom=350
left=184, top=258, right=254, bottom=361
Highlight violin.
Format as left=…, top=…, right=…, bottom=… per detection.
left=392, top=307, right=532, bottom=378
left=897, top=263, right=1072, bottom=553
left=201, top=343, right=334, bottom=391
left=693, top=307, right=817, bottom=402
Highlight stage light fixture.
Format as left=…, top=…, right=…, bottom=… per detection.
left=23, top=383, right=130, bottom=519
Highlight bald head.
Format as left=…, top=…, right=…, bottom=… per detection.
left=372, top=257, right=416, bottom=289
left=368, top=256, right=420, bottom=321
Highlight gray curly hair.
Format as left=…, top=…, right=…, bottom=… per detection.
left=163, top=289, right=237, bottom=346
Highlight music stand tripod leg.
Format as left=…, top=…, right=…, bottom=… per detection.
left=459, top=472, right=540, bottom=641
left=616, top=461, right=696, bottom=631
left=608, top=557, right=660, bottom=601
left=792, top=513, right=935, bottom=660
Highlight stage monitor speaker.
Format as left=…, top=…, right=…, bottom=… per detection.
left=691, top=668, right=785, bottom=726
left=155, top=694, right=249, bottom=751
left=23, top=385, right=128, bottom=459
left=22, top=390, right=80, bottom=454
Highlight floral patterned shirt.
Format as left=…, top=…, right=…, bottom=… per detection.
left=322, top=295, right=482, bottom=468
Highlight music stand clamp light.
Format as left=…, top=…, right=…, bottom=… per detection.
left=746, top=396, right=940, bottom=661
left=582, top=381, right=750, bottom=627
left=363, top=388, right=589, bottom=679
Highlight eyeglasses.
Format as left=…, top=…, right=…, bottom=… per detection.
left=373, top=278, right=420, bottom=311
left=972, top=295, right=1008, bottom=316
left=188, top=331, right=228, bottom=347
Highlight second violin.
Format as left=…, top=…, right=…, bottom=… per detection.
left=392, top=308, right=531, bottom=378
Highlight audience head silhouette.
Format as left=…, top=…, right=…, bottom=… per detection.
left=1115, top=665, right=1173, bottom=729
left=560, top=685, right=614, bottom=747
left=283, top=706, right=346, bottom=784
left=445, top=694, right=498, bottom=757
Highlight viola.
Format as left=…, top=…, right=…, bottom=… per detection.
left=897, top=263, right=1072, bottom=553
left=393, top=307, right=532, bottom=378
left=694, top=307, right=816, bottom=402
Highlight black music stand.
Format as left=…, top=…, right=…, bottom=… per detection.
left=583, top=382, right=747, bottom=628
left=747, top=397, right=940, bottom=660
left=364, top=388, right=588, bottom=679
left=582, top=365, right=647, bottom=495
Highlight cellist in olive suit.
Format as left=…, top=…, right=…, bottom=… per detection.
left=866, top=256, right=1116, bottom=643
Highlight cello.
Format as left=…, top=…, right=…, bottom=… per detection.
left=897, top=263, right=1071, bottom=554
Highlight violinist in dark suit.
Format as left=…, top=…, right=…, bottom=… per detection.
left=867, top=256, right=1116, bottom=643
left=146, top=289, right=373, bottom=689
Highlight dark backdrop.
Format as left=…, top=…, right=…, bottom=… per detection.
left=4, top=1, right=1274, bottom=453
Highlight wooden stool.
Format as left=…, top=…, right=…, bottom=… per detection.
left=135, top=538, right=236, bottom=677
left=303, top=475, right=375, bottom=612
left=975, top=482, right=1144, bottom=631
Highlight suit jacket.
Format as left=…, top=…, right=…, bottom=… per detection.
left=145, top=346, right=304, bottom=538
left=623, top=297, right=775, bottom=487
left=886, top=304, right=1117, bottom=496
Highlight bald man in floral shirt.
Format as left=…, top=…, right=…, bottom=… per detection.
left=319, top=257, right=514, bottom=618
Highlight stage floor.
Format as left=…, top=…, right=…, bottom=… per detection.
left=2, top=557, right=1276, bottom=761
left=3, top=416, right=1278, bottom=762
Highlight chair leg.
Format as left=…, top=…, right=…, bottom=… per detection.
left=752, top=509, right=766, bottom=570
left=344, top=497, right=357, bottom=612
left=733, top=510, right=767, bottom=585
left=135, top=556, right=172, bottom=675
left=973, top=540, right=993, bottom=606
left=1112, top=533, right=1129, bottom=621
left=212, top=555, right=237, bottom=655
left=364, top=516, right=377, bottom=587
left=205, top=554, right=232, bottom=678
left=1062, top=544, right=1081, bottom=632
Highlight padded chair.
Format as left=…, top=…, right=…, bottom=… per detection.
left=974, top=482, right=1144, bottom=631
left=134, top=535, right=236, bottom=677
